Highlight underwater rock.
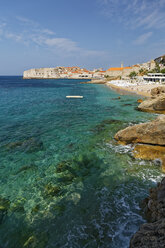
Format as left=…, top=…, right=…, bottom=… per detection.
left=138, top=94, right=165, bottom=113
left=44, top=183, right=62, bottom=197
left=57, top=173, right=75, bottom=185
left=10, top=198, right=25, bottom=212
left=31, top=204, right=40, bottom=213
left=0, top=197, right=10, bottom=210
left=55, top=161, right=70, bottom=173
left=102, top=119, right=123, bottom=125
left=53, top=204, right=65, bottom=216
left=133, top=144, right=165, bottom=173
left=6, top=137, right=44, bottom=153
left=15, top=164, right=37, bottom=175
left=55, top=154, right=102, bottom=187
left=112, top=96, right=121, bottom=100
left=67, top=143, right=74, bottom=149
left=115, top=115, right=165, bottom=146
left=130, top=178, right=165, bottom=248
left=122, top=103, right=132, bottom=106
left=92, top=119, right=123, bottom=134
left=23, top=236, right=36, bottom=247
left=0, top=197, right=10, bottom=224
left=23, top=232, right=48, bottom=248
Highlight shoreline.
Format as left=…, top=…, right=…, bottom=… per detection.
left=106, top=82, right=150, bottom=97
left=106, top=80, right=165, bottom=98
left=110, top=80, right=165, bottom=246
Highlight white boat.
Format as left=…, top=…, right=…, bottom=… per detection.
left=66, top=96, right=83, bottom=99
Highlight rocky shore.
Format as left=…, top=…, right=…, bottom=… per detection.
left=138, top=87, right=165, bottom=113
left=115, top=86, right=165, bottom=173
left=130, top=177, right=165, bottom=248
left=114, top=86, right=165, bottom=246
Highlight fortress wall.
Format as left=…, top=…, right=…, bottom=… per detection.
left=23, top=68, right=60, bottom=79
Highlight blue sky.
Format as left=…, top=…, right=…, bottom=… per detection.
left=0, top=0, right=165, bottom=75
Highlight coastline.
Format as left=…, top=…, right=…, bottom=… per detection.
left=106, top=80, right=165, bottom=98
left=106, top=82, right=150, bottom=97
left=110, top=80, right=165, bottom=246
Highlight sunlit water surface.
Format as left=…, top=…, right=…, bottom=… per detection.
left=0, top=77, right=163, bottom=248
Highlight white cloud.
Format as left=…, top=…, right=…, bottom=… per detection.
left=134, top=32, right=153, bottom=45
left=41, top=29, right=55, bottom=35
left=44, top=38, right=79, bottom=52
left=5, top=32, right=23, bottom=42
left=0, top=16, right=106, bottom=60
left=16, top=16, right=38, bottom=27
left=0, top=22, right=6, bottom=36
left=98, top=0, right=165, bottom=30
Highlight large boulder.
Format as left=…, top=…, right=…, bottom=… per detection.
left=130, top=178, right=165, bottom=248
left=151, top=86, right=165, bottom=96
left=114, top=115, right=165, bottom=146
left=130, top=219, right=165, bottom=248
left=138, top=94, right=165, bottom=112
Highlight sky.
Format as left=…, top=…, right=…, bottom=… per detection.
left=0, top=0, right=165, bottom=75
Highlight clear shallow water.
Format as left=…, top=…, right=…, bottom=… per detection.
left=0, top=77, right=163, bottom=248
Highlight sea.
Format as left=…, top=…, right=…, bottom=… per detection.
left=0, top=77, right=163, bottom=248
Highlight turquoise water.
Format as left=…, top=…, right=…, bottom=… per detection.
left=0, top=77, right=163, bottom=248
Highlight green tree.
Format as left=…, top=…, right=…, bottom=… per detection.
left=155, top=63, right=160, bottom=72
left=161, top=68, right=165, bottom=74
left=148, top=62, right=160, bottom=73
left=138, top=68, right=148, bottom=76
left=129, top=71, right=137, bottom=79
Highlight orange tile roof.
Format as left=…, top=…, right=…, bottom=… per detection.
left=124, top=67, right=132, bottom=69
left=108, top=67, right=123, bottom=71
left=72, top=71, right=82, bottom=74
left=107, top=67, right=132, bottom=71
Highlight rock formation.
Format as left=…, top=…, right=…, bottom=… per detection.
left=114, top=115, right=165, bottom=172
left=151, top=86, right=165, bottom=96
left=130, top=177, right=165, bottom=248
left=133, top=144, right=165, bottom=172
left=138, top=94, right=165, bottom=113
left=114, top=115, right=165, bottom=146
